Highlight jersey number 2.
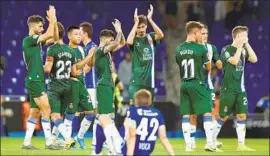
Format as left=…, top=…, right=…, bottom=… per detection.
left=136, top=117, right=159, bottom=141
left=56, top=60, right=71, bottom=79
left=181, top=59, right=195, bottom=79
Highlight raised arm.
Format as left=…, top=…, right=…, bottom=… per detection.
left=244, top=43, right=258, bottom=63
left=45, top=16, right=59, bottom=45
left=228, top=34, right=245, bottom=65
left=147, top=4, right=164, bottom=40
left=103, top=19, right=123, bottom=54
left=158, top=125, right=175, bottom=155
left=112, top=32, right=126, bottom=52
left=39, top=5, right=56, bottom=43
left=126, top=8, right=139, bottom=45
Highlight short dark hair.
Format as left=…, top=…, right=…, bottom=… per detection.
left=57, top=22, right=65, bottom=39
left=185, top=21, right=204, bottom=34
left=67, top=26, right=80, bottom=35
left=232, top=26, right=249, bottom=39
left=80, top=22, right=93, bottom=38
left=99, top=29, right=115, bottom=39
left=27, top=15, right=45, bottom=25
left=134, top=89, right=152, bottom=106
left=137, top=15, right=147, bottom=25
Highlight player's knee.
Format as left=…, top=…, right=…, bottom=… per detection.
left=236, top=114, right=247, bottom=120
left=30, top=108, right=40, bottom=119
left=219, top=116, right=229, bottom=121
left=51, top=113, right=61, bottom=122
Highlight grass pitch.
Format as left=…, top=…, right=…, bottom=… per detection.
left=1, top=137, right=269, bottom=155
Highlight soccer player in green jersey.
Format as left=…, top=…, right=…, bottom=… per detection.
left=213, top=26, right=258, bottom=152
left=189, top=25, right=223, bottom=150
left=60, top=25, right=96, bottom=149
left=95, top=19, right=125, bottom=155
left=22, top=6, right=60, bottom=150
left=175, top=21, right=216, bottom=152
left=127, top=5, right=164, bottom=105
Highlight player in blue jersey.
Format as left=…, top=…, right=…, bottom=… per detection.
left=123, top=89, right=175, bottom=155
left=77, top=22, right=98, bottom=151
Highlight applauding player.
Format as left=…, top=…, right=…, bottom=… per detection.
left=22, top=5, right=59, bottom=150
left=127, top=5, right=164, bottom=105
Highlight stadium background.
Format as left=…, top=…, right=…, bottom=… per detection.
left=0, top=0, right=269, bottom=144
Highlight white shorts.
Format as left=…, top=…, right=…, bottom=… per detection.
left=87, top=88, right=97, bottom=109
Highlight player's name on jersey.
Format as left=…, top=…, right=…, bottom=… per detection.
left=180, top=50, right=193, bottom=56
left=58, top=52, right=72, bottom=58
left=137, top=109, right=158, bottom=116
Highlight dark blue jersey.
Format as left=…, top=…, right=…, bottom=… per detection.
left=84, top=41, right=98, bottom=88
left=121, top=106, right=165, bottom=156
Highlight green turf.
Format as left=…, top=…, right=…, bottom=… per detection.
left=1, top=137, right=269, bottom=155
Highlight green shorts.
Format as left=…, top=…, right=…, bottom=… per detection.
left=25, top=80, right=46, bottom=108
left=65, top=80, right=93, bottom=114
left=129, top=85, right=154, bottom=106
left=207, top=88, right=215, bottom=108
left=219, top=90, right=248, bottom=117
left=180, top=80, right=212, bottom=115
left=97, top=85, right=114, bottom=114
left=47, top=80, right=71, bottom=114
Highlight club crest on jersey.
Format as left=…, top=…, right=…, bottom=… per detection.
left=136, top=43, right=140, bottom=47
left=69, top=103, right=73, bottom=109
left=224, top=106, right=228, bottom=113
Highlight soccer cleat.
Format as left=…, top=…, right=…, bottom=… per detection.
left=74, top=136, right=85, bottom=149
left=45, top=144, right=62, bottom=150
left=191, top=143, right=196, bottom=149
left=236, top=144, right=256, bottom=151
left=185, top=145, right=194, bottom=152
left=21, top=145, right=40, bottom=150
left=214, top=140, right=223, bottom=148
left=54, top=138, right=65, bottom=148
left=65, top=139, right=76, bottom=150
left=91, top=150, right=103, bottom=156
left=215, top=148, right=224, bottom=152
left=204, top=144, right=216, bottom=152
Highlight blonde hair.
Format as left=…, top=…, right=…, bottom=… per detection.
left=134, top=89, right=152, bottom=106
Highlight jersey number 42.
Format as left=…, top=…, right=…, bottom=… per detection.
left=136, top=117, right=159, bottom=141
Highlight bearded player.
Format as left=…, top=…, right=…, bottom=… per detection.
left=127, top=4, right=164, bottom=105
left=22, top=5, right=60, bottom=150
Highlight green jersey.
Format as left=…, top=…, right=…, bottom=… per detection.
left=205, top=43, right=219, bottom=89
left=175, top=42, right=209, bottom=83
left=129, top=32, right=160, bottom=88
left=221, top=45, right=249, bottom=93
left=95, top=47, right=114, bottom=87
left=22, top=35, right=45, bottom=81
left=71, top=46, right=85, bottom=83
left=47, top=43, right=76, bottom=84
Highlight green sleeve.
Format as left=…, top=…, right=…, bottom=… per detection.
left=46, top=46, right=54, bottom=57
left=95, top=47, right=104, bottom=60
left=222, top=46, right=236, bottom=63
left=24, top=35, right=40, bottom=48
left=202, top=46, right=209, bottom=64
left=149, top=32, right=160, bottom=45
left=212, top=45, right=219, bottom=63
left=71, top=49, right=76, bottom=65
